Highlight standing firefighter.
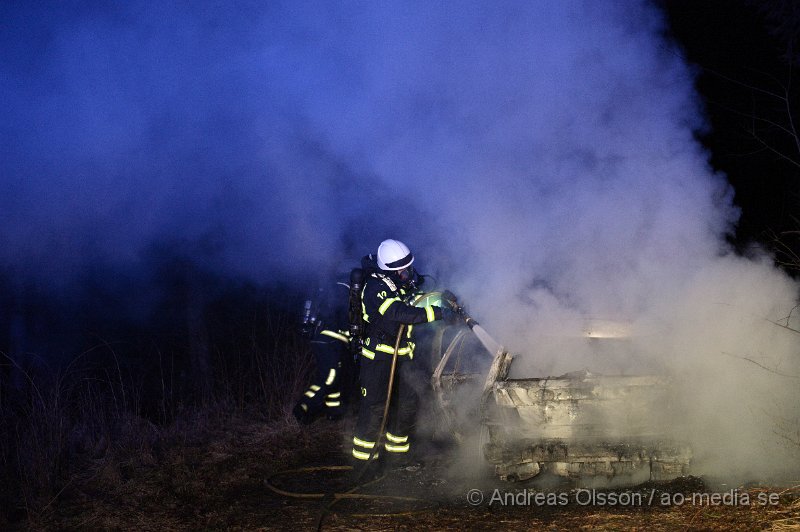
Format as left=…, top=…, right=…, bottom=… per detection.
left=292, top=275, right=352, bottom=424
left=351, top=239, right=456, bottom=471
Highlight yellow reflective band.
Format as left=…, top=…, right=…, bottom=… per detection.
left=385, top=432, right=408, bottom=443
left=310, top=385, right=321, bottom=391
left=361, top=347, right=375, bottom=360
left=425, top=305, right=435, bottom=322
left=320, top=329, right=349, bottom=344
left=352, top=448, right=373, bottom=461
left=300, top=404, right=308, bottom=412
left=325, top=368, right=336, bottom=386
left=378, top=297, right=400, bottom=315
left=375, top=344, right=412, bottom=356
left=384, top=443, right=410, bottom=453
left=353, top=436, right=376, bottom=449
left=327, top=392, right=341, bottom=398
left=304, top=390, right=315, bottom=398
left=325, top=401, right=341, bottom=407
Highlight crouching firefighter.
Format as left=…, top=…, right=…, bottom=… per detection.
left=351, top=239, right=457, bottom=471
left=292, top=275, right=353, bottom=424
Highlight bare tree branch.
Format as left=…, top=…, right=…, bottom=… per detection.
left=750, top=129, right=800, bottom=169
left=705, top=64, right=788, bottom=100
left=702, top=95, right=798, bottom=143
left=721, top=350, right=800, bottom=379
left=784, top=83, right=800, bottom=156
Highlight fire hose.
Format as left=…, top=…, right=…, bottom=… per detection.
left=264, top=324, right=438, bottom=527
left=265, top=294, right=498, bottom=527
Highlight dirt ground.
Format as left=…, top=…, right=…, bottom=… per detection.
left=14, top=414, right=800, bottom=531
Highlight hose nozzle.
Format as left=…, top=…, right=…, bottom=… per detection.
left=441, top=290, right=478, bottom=329
left=455, top=305, right=478, bottom=330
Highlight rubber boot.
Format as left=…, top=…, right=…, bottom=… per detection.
left=348, top=456, right=384, bottom=485
left=385, top=452, right=423, bottom=472
left=292, top=403, right=314, bottom=424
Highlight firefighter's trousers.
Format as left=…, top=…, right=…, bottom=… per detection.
left=293, top=335, right=345, bottom=423
left=352, top=355, right=418, bottom=462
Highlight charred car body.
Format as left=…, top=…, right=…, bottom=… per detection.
left=419, top=302, right=692, bottom=484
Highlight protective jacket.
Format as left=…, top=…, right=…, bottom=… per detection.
left=351, top=270, right=444, bottom=463
left=293, top=279, right=351, bottom=423
left=360, top=272, right=443, bottom=361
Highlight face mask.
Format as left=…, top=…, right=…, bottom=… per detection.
left=397, top=266, right=415, bottom=285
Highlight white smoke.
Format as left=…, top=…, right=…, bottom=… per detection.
left=285, top=1, right=800, bottom=481
left=2, top=0, right=798, bottom=481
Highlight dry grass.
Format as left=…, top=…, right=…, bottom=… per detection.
left=1, top=293, right=798, bottom=530
left=24, top=412, right=321, bottom=531
left=2, top=403, right=798, bottom=530
left=0, top=303, right=315, bottom=529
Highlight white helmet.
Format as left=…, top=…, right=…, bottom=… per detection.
left=377, top=239, right=414, bottom=271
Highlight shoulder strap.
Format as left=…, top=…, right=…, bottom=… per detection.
left=374, top=272, right=397, bottom=293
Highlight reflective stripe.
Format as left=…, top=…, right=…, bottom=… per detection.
left=362, top=343, right=415, bottom=358
left=304, top=390, right=315, bottom=398
left=353, top=437, right=376, bottom=449
left=377, top=273, right=397, bottom=292
left=374, top=343, right=414, bottom=356
left=310, top=385, right=321, bottom=391
left=361, top=283, right=371, bottom=323
left=327, top=392, right=341, bottom=398
left=378, top=297, right=400, bottom=315
left=325, top=368, right=336, bottom=386
left=320, top=329, right=349, bottom=344
left=325, top=400, right=341, bottom=407
left=300, top=404, right=308, bottom=412
left=385, top=432, right=408, bottom=443
left=384, top=442, right=410, bottom=453
left=352, top=448, right=373, bottom=461
left=425, top=305, right=435, bottom=322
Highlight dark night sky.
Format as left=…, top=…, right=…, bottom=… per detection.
left=661, top=0, right=799, bottom=249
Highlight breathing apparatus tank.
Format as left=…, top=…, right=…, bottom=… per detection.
left=347, top=267, right=366, bottom=357
left=300, top=292, right=321, bottom=338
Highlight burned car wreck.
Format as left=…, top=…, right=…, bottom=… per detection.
left=424, top=311, right=692, bottom=484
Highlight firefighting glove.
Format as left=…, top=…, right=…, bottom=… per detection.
left=441, top=290, right=459, bottom=309
left=440, top=307, right=460, bottom=325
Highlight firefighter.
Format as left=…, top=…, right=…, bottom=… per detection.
left=292, top=275, right=351, bottom=424
left=351, top=239, right=456, bottom=471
